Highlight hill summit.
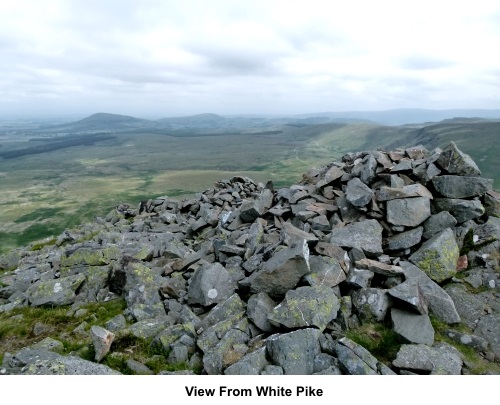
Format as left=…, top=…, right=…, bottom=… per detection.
left=1, top=142, right=499, bottom=375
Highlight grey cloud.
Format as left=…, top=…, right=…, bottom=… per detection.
left=400, top=56, right=455, bottom=70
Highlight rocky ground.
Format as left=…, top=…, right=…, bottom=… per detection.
left=1, top=141, right=499, bottom=375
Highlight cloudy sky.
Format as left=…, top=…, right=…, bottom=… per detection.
left=1, top=0, right=499, bottom=118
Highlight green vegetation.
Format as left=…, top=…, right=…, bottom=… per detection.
left=430, top=315, right=500, bottom=375
left=0, top=298, right=198, bottom=374
left=345, top=322, right=405, bottom=364
left=0, top=299, right=126, bottom=366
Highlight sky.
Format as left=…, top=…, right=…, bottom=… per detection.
left=1, top=0, right=500, bottom=118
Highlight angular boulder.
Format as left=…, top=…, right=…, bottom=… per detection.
left=246, top=240, right=310, bottom=297
left=187, top=263, right=236, bottom=306
left=268, top=285, right=340, bottom=331
left=409, top=228, right=459, bottom=283
left=436, top=141, right=481, bottom=176
left=391, top=308, right=434, bottom=345
left=26, top=274, right=86, bottom=307
left=386, top=197, right=431, bottom=227
left=266, top=328, right=321, bottom=375
left=330, top=219, right=383, bottom=256
left=432, top=176, right=492, bottom=198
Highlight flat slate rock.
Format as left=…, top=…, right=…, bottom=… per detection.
left=392, top=343, right=463, bottom=375
left=432, top=176, right=492, bottom=198
left=400, top=261, right=460, bottom=324
left=432, top=198, right=485, bottom=223
left=391, top=308, right=434, bottom=345
left=386, top=197, right=431, bottom=227
left=330, top=219, right=383, bottom=255
left=7, top=349, right=121, bottom=375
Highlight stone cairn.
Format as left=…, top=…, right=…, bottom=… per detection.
left=1, top=141, right=499, bottom=375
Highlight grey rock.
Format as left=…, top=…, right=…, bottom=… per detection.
left=90, top=325, right=115, bottom=362
left=432, top=176, right=492, bottom=198
left=484, top=190, right=500, bottom=217
left=246, top=240, right=310, bottom=297
left=126, top=315, right=173, bottom=339
left=10, top=349, right=120, bottom=375
left=187, top=262, right=236, bottom=306
left=266, top=328, right=321, bottom=375
left=116, top=261, right=163, bottom=307
left=472, top=315, right=500, bottom=358
left=224, top=347, right=269, bottom=375
left=400, top=261, right=460, bottom=324
left=260, top=365, right=284, bottom=375
left=126, top=359, right=153, bottom=375
left=131, top=302, right=165, bottom=321
left=202, top=328, right=250, bottom=374
left=347, top=268, right=374, bottom=288
left=198, top=293, right=245, bottom=331
left=443, top=284, right=486, bottom=328
left=391, top=308, right=434, bottom=345
left=29, top=337, right=64, bottom=353
left=330, top=219, right=383, bottom=255
left=355, top=258, right=404, bottom=277
left=305, top=255, right=346, bottom=288
left=352, top=288, right=391, bottom=322
left=247, top=292, right=276, bottom=332
left=409, top=228, right=459, bottom=283
left=388, top=280, right=428, bottom=314
left=436, top=141, right=481, bottom=176
left=386, top=227, right=423, bottom=250
left=433, top=198, right=485, bottom=223
left=105, top=314, right=127, bottom=332
left=281, top=222, right=318, bottom=246
left=335, top=337, right=378, bottom=375
left=423, top=211, right=458, bottom=239
left=268, top=285, right=340, bottom=331
left=26, top=274, right=86, bottom=307
left=336, top=195, right=363, bottom=223
left=376, top=184, right=432, bottom=201
left=168, top=345, right=189, bottom=364
left=393, top=343, right=463, bottom=375
left=32, top=322, right=51, bottom=336
left=386, top=197, right=431, bottom=227
left=345, top=177, right=373, bottom=207
left=155, top=323, right=196, bottom=352
left=444, top=330, right=489, bottom=352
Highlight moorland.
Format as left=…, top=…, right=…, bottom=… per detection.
left=1, top=109, right=499, bottom=254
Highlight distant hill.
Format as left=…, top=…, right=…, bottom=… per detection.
left=294, top=108, right=500, bottom=126
left=40, top=113, right=158, bottom=133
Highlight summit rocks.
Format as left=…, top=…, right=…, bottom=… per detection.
left=1, top=141, right=500, bottom=375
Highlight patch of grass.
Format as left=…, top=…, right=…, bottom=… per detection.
left=345, top=322, right=405, bottom=364
left=14, top=208, right=63, bottom=224
left=430, top=315, right=500, bottom=374
left=0, top=298, right=127, bottom=362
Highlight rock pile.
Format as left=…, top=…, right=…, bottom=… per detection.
left=1, top=141, right=499, bottom=375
